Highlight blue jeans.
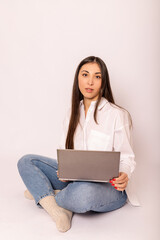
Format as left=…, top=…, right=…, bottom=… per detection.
left=17, top=154, right=127, bottom=213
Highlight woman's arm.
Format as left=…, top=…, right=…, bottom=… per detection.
left=111, top=109, right=136, bottom=191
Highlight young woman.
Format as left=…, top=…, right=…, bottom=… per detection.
left=17, top=56, right=138, bottom=233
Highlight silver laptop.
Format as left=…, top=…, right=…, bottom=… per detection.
left=57, top=149, right=120, bottom=182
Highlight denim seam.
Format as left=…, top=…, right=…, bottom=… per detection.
left=31, top=159, right=54, bottom=193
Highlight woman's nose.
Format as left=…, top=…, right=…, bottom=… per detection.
left=88, top=77, right=94, bottom=85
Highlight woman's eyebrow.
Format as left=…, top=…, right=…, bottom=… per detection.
left=81, top=70, right=101, bottom=74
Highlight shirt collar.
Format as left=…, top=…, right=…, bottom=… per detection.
left=80, top=97, right=109, bottom=110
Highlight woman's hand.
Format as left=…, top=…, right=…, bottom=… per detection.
left=109, top=172, right=129, bottom=191
left=56, top=170, right=68, bottom=183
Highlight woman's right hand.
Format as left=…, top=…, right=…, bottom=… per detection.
left=56, top=170, right=68, bottom=182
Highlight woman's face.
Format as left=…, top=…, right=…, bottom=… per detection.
left=78, top=62, right=102, bottom=101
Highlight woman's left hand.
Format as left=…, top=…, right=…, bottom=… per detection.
left=109, top=172, right=129, bottom=191
left=56, top=170, right=69, bottom=182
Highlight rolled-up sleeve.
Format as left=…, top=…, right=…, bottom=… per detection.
left=113, top=109, right=136, bottom=179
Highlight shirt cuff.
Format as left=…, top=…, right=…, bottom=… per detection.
left=119, top=163, right=132, bottom=179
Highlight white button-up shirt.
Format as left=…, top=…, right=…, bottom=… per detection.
left=58, top=97, right=140, bottom=206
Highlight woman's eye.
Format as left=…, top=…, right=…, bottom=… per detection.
left=82, top=74, right=101, bottom=78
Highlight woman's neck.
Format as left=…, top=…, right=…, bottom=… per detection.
left=83, top=98, right=97, bottom=117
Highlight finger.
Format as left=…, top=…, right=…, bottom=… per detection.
left=110, top=174, right=125, bottom=182
left=115, top=182, right=127, bottom=188
left=114, top=174, right=128, bottom=183
left=110, top=176, right=128, bottom=185
left=116, top=176, right=128, bottom=184
left=116, top=173, right=127, bottom=181
left=114, top=182, right=128, bottom=191
left=59, top=178, right=68, bottom=182
left=56, top=170, right=59, bottom=177
left=56, top=170, right=68, bottom=182
left=115, top=187, right=126, bottom=191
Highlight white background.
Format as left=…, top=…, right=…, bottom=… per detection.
left=0, top=0, right=159, bottom=239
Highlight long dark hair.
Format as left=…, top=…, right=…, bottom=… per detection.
left=65, top=56, right=133, bottom=149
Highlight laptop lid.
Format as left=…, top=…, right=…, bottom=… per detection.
left=57, top=149, right=120, bottom=182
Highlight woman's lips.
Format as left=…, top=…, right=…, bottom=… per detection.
left=85, top=88, right=93, bottom=93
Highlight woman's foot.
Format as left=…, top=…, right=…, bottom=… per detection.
left=54, top=189, right=61, bottom=195
left=24, top=190, right=72, bottom=232
left=55, top=207, right=73, bottom=232
left=24, top=189, right=34, bottom=200
left=39, top=195, right=73, bottom=232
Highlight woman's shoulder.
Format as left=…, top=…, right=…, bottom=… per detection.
left=107, top=103, right=131, bottom=127
left=104, top=101, right=126, bottom=115
left=100, top=97, right=127, bottom=115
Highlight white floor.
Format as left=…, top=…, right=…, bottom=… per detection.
left=0, top=156, right=159, bottom=240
